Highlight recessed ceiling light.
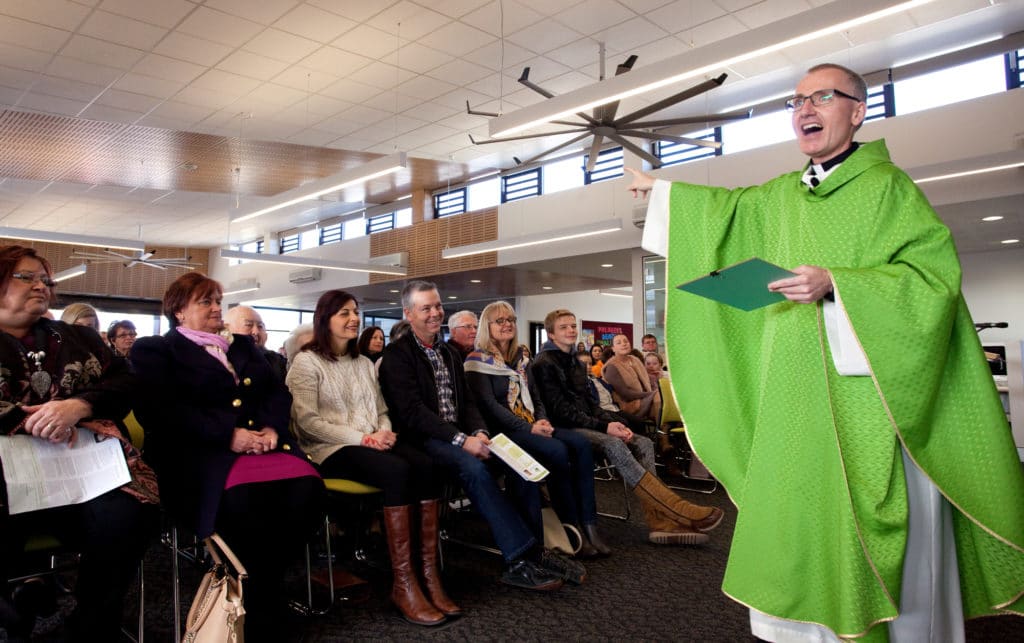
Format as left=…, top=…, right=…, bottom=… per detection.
left=470, top=279, right=481, bottom=283
left=601, top=263, right=613, bottom=268
left=389, top=289, right=399, bottom=293
left=448, top=295, right=458, bottom=299
left=389, top=301, right=397, bottom=305
left=542, top=286, right=552, bottom=290
left=1001, top=239, right=1020, bottom=244
left=982, top=215, right=1004, bottom=222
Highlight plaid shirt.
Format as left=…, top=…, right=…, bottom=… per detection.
left=414, top=333, right=464, bottom=445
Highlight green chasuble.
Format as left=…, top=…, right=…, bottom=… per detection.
left=663, top=139, right=1024, bottom=640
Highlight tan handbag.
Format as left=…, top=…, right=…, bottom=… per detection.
left=183, top=533, right=247, bottom=643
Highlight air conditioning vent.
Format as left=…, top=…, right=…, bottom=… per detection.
left=632, top=204, right=647, bottom=229
left=288, top=267, right=322, bottom=283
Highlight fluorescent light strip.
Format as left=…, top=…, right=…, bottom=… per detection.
left=220, top=249, right=408, bottom=276
left=440, top=219, right=623, bottom=260
left=223, top=278, right=260, bottom=296
left=598, top=289, right=633, bottom=298
left=53, top=263, right=87, bottom=282
left=490, top=0, right=937, bottom=137
left=914, top=162, right=1024, bottom=184
left=232, top=152, right=407, bottom=224
left=0, top=227, right=146, bottom=252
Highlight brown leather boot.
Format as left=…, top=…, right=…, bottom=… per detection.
left=634, top=471, right=724, bottom=533
left=419, top=499, right=463, bottom=617
left=637, top=495, right=709, bottom=545
left=383, top=505, right=446, bottom=626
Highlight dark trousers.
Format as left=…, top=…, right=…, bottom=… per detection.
left=422, top=438, right=537, bottom=563
left=318, top=440, right=439, bottom=506
left=506, top=427, right=597, bottom=528
left=2, top=489, right=159, bottom=642
left=215, top=475, right=324, bottom=643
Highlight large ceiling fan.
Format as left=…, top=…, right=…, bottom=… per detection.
left=468, top=55, right=752, bottom=172
left=70, top=248, right=200, bottom=271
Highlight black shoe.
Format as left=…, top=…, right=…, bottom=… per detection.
left=575, top=540, right=601, bottom=559
left=499, top=559, right=563, bottom=591
left=538, top=549, right=587, bottom=585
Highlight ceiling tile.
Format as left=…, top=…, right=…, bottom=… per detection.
left=31, top=75, right=106, bottom=102
left=506, top=19, right=583, bottom=54
left=399, top=99, right=458, bottom=122
left=618, top=0, right=677, bottom=11
left=516, top=0, right=588, bottom=15
left=648, top=0, right=727, bottom=35
left=347, top=61, right=417, bottom=90
left=338, top=103, right=392, bottom=125
left=544, top=38, right=604, bottom=70
left=98, top=0, right=197, bottom=29
left=319, top=78, right=384, bottom=104
left=132, top=53, right=206, bottom=84
left=426, top=58, right=495, bottom=86
left=733, top=0, right=809, bottom=29
left=0, top=64, right=41, bottom=91
left=16, top=91, right=87, bottom=117
left=554, top=0, right=637, bottom=36
left=435, top=109, right=489, bottom=132
left=433, top=86, right=494, bottom=111
left=713, top=0, right=769, bottom=12
left=514, top=55, right=573, bottom=83
left=382, top=42, right=453, bottom=75
left=309, top=114, right=364, bottom=136
left=192, top=69, right=264, bottom=97
left=217, top=50, right=291, bottom=81
left=684, top=14, right=746, bottom=47
left=286, top=127, right=343, bottom=146
left=365, top=1, right=450, bottom=40
left=417, top=22, right=494, bottom=58
left=243, top=28, right=321, bottom=64
left=460, top=0, right=544, bottom=37
left=0, top=42, right=53, bottom=73
left=112, top=72, right=185, bottom=99
left=0, top=16, right=71, bottom=53
left=467, top=39, right=535, bottom=72
left=47, top=55, right=124, bottom=85
left=299, top=46, right=374, bottom=77
left=153, top=32, right=233, bottom=67
left=79, top=10, right=168, bottom=50
left=62, top=34, right=145, bottom=70
left=309, top=0, right=397, bottom=23
left=244, top=82, right=308, bottom=107
left=177, top=7, right=264, bottom=48
left=289, top=93, right=352, bottom=118
left=395, top=75, right=458, bottom=101
left=602, top=17, right=670, bottom=53
left=0, top=85, right=24, bottom=105
left=204, top=0, right=298, bottom=26
left=79, top=102, right=146, bottom=124
left=361, top=91, right=423, bottom=113
left=333, top=23, right=398, bottom=59
left=0, top=0, right=91, bottom=32
left=174, top=85, right=240, bottom=110
left=95, top=87, right=163, bottom=113
left=271, top=65, right=339, bottom=93
left=273, top=3, right=356, bottom=43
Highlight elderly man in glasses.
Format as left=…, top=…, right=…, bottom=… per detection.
left=626, top=63, right=1023, bottom=642
left=224, top=304, right=288, bottom=381
left=445, top=310, right=478, bottom=359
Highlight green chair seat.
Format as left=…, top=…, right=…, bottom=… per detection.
left=323, top=479, right=381, bottom=495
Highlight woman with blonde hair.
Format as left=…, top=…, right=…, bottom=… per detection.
left=465, top=300, right=610, bottom=560
left=59, top=302, right=100, bottom=332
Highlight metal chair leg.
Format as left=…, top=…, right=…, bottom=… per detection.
left=172, top=527, right=181, bottom=643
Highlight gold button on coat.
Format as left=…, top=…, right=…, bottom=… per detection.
left=243, top=377, right=252, bottom=386
left=248, top=420, right=254, bottom=427
left=232, top=398, right=242, bottom=408
left=282, top=444, right=291, bottom=451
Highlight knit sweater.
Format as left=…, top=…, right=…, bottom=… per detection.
left=602, top=354, right=657, bottom=420
left=285, top=350, right=392, bottom=464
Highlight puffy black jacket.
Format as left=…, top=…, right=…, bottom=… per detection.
left=528, top=342, right=616, bottom=432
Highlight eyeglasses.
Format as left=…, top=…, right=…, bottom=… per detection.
left=785, top=88, right=862, bottom=111
left=453, top=324, right=478, bottom=331
left=11, top=271, right=56, bottom=287
left=490, top=316, right=517, bottom=326
left=115, top=332, right=138, bottom=339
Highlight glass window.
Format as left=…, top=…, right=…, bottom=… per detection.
left=502, top=167, right=542, bottom=203
left=434, top=188, right=467, bottom=217
left=894, top=55, right=1005, bottom=115
left=654, top=128, right=719, bottom=167
left=543, top=156, right=584, bottom=195
left=395, top=208, right=412, bottom=228
left=319, top=223, right=343, bottom=245
left=253, top=307, right=311, bottom=353
left=583, top=147, right=624, bottom=184
left=279, top=233, right=300, bottom=254
left=299, top=227, right=318, bottom=250
left=468, top=178, right=500, bottom=211
left=367, top=212, right=396, bottom=234
left=343, top=218, right=366, bottom=240
left=721, top=109, right=794, bottom=155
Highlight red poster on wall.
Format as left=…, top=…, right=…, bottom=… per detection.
left=580, top=321, right=633, bottom=349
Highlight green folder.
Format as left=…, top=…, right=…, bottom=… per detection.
left=676, top=257, right=795, bottom=311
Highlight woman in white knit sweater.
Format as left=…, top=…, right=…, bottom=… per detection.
left=286, top=290, right=458, bottom=627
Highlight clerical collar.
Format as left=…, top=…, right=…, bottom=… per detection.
left=802, top=142, right=860, bottom=190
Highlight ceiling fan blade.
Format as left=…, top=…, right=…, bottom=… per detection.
left=604, top=132, right=662, bottom=168
left=519, top=67, right=600, bottom=127
left=585, top=135, right=604, bottom=174
left=617, top=129, right=722, bottom=149
left=466, top=100, right=501, bottom=118
left=469, top=129, right=589, bottom=145
left=139, top=251, right=154, bottom=261
left=513, top=132, right=593, bottom=168
left=593, top=55, right=638, bottom=124
left=626, top=108, right=753, bottom=129
left=614, top=73, right=728, bottom=127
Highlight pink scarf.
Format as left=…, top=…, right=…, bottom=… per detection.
left=176, top=326, right=238, bottom=384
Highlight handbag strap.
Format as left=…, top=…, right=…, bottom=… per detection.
left=204, top=532, right=248, bottom=580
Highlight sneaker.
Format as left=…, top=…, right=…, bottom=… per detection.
left=539, top=549, right=587, bottom=585
left=648, top=528, right=709, bottom=545
left=499, top=559, right=564, bottom=591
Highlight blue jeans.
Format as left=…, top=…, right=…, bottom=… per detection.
left=507, top=428, right=597, bottom=527
left=423, top=438, right=537, bottom=562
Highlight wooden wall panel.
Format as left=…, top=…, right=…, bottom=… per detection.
left=369, top=208, right=498, bottom=283
left=0, top=237, right=210, bottom=301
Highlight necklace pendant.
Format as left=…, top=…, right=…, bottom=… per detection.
left=31, top=370, right=52, bottom=397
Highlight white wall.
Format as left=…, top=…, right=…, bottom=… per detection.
left=516, top=290, right=634, bottom=347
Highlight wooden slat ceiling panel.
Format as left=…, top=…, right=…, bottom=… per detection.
left=369, top=208, right=497, bottom=283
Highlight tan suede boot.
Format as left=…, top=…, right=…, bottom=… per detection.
left=419, top=499, right=462, bottom=617
left=634, top=471, right=724, bottom=532
left=637, top=495, right=709, bottom=545
left=383, top=505, right=446, bottom=626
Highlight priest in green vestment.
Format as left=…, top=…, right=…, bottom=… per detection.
left=627, top=63, right=1024, bottom=642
